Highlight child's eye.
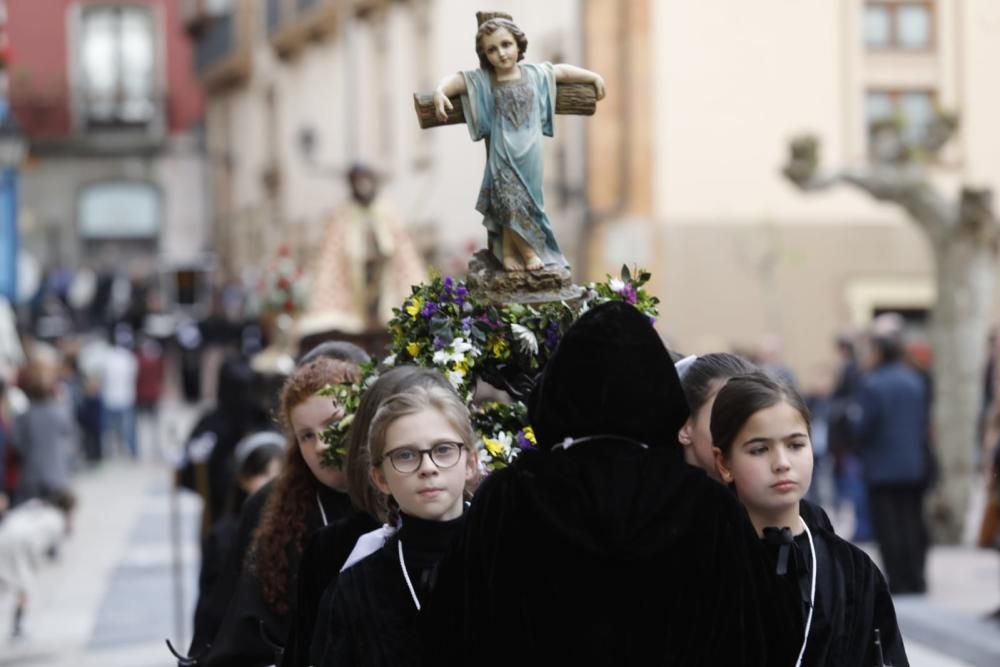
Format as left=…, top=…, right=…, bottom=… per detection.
left=749, top=446, right=768, bottom=456
left=790, top=440, right=807, bottom=449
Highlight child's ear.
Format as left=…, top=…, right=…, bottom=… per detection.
left=370, top=466, right=392, bottom=496
left=678, top=419, right=694, bottom=447
left=464, top=447, right=480, bottom=483
left=713, top=447, right=734, bottom=484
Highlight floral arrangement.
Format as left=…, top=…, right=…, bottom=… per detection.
left=319, top=360, right=378, bottom=467
left=258, top=244, right=309, bottom=315
left=321, top=265, right=658, bottom=470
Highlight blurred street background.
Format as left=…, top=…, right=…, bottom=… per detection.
left=0, top=0, right=999, bottom=665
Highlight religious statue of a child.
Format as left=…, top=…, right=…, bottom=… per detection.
left=433, top=16, right=606, bottom=273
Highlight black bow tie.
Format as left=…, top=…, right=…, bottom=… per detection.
left=762, top=526, right=795, bottom=576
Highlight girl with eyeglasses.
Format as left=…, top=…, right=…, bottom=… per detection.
left=318, top=378, right=479, bottom=667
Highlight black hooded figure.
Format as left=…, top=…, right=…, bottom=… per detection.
left=421, top=302, right=804, bottom=666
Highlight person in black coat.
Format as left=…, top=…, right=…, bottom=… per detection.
left=318, top=376, right=480, bottom=667
left=855, top=331, right=931, bottom=594
left=184, top=357, right=360, bottom=667
left=421, top=302, right=803, bottom=666
left=281, top=365, right=456, bottom=667
left=192, top=430, right=285, bottom=640
left=712, top=372, right=908, bottom=666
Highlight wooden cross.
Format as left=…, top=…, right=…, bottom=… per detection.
left=413, top=83, right=597, bottom=130
left=412, top=9, right=597, bottom=129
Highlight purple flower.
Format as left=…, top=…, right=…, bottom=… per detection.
left=477, top=313, right=499, bottom=330
left=460, top=316, right=473, bottom=332
left=421, top=301, right=439, bottom=318
left=433, top=336, right=447, bottom=350
left=443, top=276, right=454, bottom=291
left=647, top=315, right=657, bottom=326
left=516, top=431, right=532, bottom=450
left=544, top=322, right=560, bottom=350
left=622, top=284, right=638, bottom=305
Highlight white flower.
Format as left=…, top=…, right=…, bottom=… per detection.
left=608, top=278, right=626, bottom=293
left=364, top=373, right=379, bottom=389
left=432, top=349, right=451, bottom=365
left=451, top=337, right=480, bottom=357
left=382, top=354, right=396, bottom=367
left=510, top=323, right=539, bottom=355
left=447, top=369, right=466, bottom=389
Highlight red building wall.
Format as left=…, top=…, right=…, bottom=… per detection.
left=7, top=0, right=203, bottom=139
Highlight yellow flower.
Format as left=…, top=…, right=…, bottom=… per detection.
left=406, top=342, right=422, bottom=357
left=483, top=437, right=505, bottom=458
left=522, top=426, right=537, bottom=446
left=405, top=297, right=424, bottom=318
left=490, top=337, right=509, bottom=356
left=454, top=359, right=470, bottom=374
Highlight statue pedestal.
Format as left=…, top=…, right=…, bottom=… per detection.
left=466, top=249, right=585, bottom=304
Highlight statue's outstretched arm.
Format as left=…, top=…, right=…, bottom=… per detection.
left=433, top=73, right=467, bottom=122
left=553, top=64, right=606, bottom=100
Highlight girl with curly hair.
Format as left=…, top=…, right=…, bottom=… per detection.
left=189, top=356, right=359, bottom=667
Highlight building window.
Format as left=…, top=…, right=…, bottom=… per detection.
left=79, top=5, right=156, bottom=127
left=865, top=89, right=936, bottom=150
left=864, top=2, right=934, bottom=51
left=78, top=182, right=160, bottom=239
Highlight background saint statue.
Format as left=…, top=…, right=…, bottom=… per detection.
left=299, top=164, right=425, bottom=338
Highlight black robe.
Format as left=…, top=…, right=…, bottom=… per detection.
left=794, top=524, right=908, bottom=666
left=421, top=302, right=804, bottom=666
left=279, top=510, right=379, bottom=667
left=189, top=480, right=275, bottom=658
left=318, top=513, right=465, bottom=667
left=188, top=483, right=354, bottom=667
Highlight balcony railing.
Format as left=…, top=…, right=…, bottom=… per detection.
left=266, top=0, right=282, bottom=35
left=195, top=12, right=234, bottom=72
left=193, top=5, right=251, bottom=91
left=10, top=87, right=169, bottom=152
left=268, top=0, right=339, bottom=59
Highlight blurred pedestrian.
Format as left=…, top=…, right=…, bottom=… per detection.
left=12, top=346, right=78, bottom=503
left=101, top=324, right=139, bottom=459
left=829, top=333, right=873, bottom=541
left=0, top=489, right=76, bottom=637
left=0, top=378, right=10, bottom=513
left=136, top=333, right=166, bottom=459
left=854, top=328, right=931, bottom=594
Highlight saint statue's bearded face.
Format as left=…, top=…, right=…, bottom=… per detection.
left=350, top=171, right=377, bottom=206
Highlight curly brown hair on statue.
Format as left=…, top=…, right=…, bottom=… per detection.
left=475, top=18, right=527, bottom=72
left=247, top=357, right=359, bottom=616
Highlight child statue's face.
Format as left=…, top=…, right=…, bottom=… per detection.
left=481, top=27, right=519, bottom=75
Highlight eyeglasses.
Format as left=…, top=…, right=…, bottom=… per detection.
left=382, top=442, right=464, bottom=473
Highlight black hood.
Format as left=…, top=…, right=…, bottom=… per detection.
left=528, top=301, right=689, bottom=458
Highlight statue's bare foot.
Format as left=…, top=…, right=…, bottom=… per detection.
left=503, top=255, right=526, bottom=272
left=523, top=252, right=544, bottom=271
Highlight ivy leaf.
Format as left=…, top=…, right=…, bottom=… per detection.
left=620, top=264, right=632, bottom=282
